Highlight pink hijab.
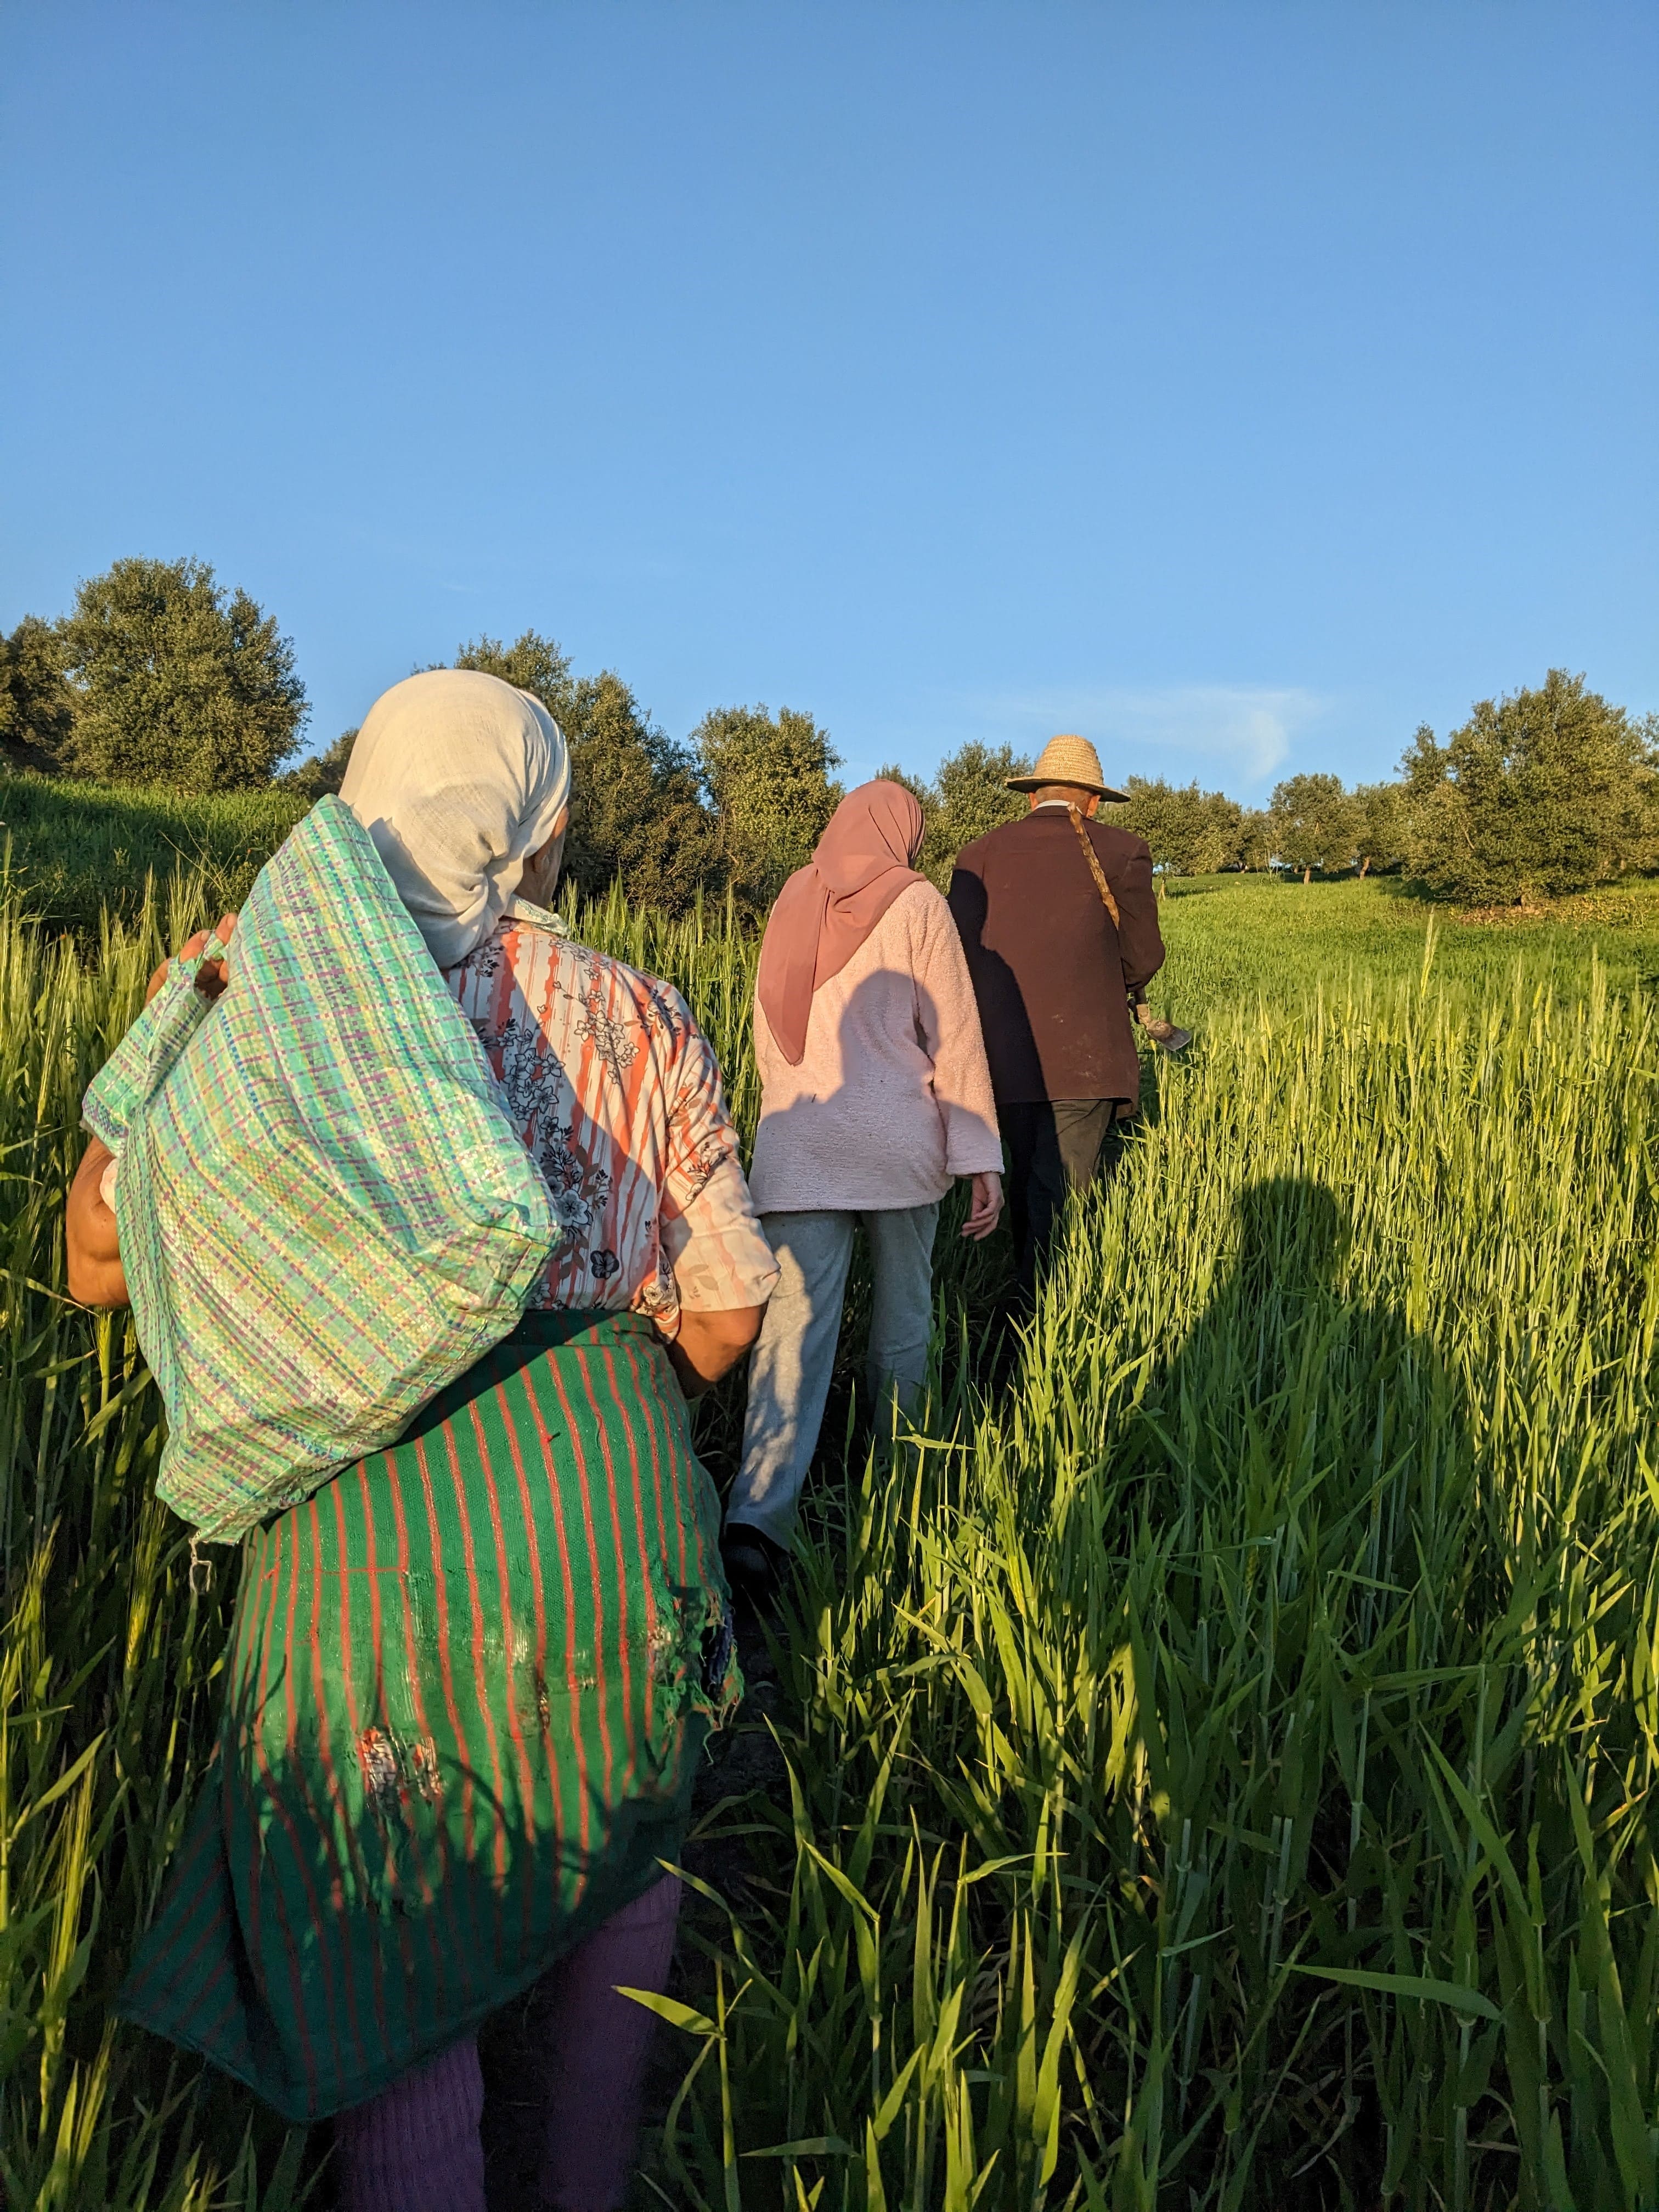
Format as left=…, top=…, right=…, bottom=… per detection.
left=756, top=780, right=927, bottom=1065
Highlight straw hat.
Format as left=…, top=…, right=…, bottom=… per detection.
left=1006, top=733, right=1128, bottom=803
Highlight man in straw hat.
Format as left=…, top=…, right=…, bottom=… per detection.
left=947, top=733, right=1164, bottom=1302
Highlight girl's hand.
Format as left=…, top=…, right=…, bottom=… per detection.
left=960, top=1170, right=1003, bottom=1242
left=144, top=913, right=239, bottom=1007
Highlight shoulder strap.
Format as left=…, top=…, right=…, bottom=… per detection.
left=1067, top=805, right=1121, bottom=930
left=1063, top=805, right=1193, bottom=1056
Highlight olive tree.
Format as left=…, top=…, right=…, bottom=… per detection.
left=1109, top=777, right=1245, bottom=878
left=0, top=615, right=75, bottom=771
left=58, top=557, right=307, bottom=789
left=878, top=742, right=1030, bottom=885
left=1268, top=772, right=1359, bottom=883
left=697, top=704, right=841, bottom=912
left=1401, top=672, right=1659, bottom=904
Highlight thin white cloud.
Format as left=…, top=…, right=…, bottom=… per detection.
left=940, top=683, right=1332, bottom=798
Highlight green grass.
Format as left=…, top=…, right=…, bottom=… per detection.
left=1156, top=870, right=1659, bottom=1012
left=1, top=792, right=1657, bottom=2206
left=0, top=770, right=307, bottom=938
left=665, top=958, right=1658, bottom=2210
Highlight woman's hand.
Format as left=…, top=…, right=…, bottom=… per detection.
left=145, top=913, right=239, bottom=1007
left=66, top=1137, right=130, bottom=1308
left=960, top=1170, right=1003, bottom=1242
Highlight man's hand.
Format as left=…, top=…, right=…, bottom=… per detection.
left=145, top=913, right=239, bottom=1007
left=961, top=1171, right=1003, bottom=1242
left=66, top=1138, right=129, bottom=1308
left=660, top=1304, right=766, bottom=1399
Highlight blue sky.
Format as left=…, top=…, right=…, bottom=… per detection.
left=2, top=3, right=1654, bottom=800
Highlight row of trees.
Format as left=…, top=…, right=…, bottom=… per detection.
left=1098, top=674, right=1659, bottom=904
left=3, top=557, right=1654, bottom=910
left=1099, top=774, right=1406, bottom=883
left=0, top=560, right=848, bottom=913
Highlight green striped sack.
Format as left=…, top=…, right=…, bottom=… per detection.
left=119, top=1311, right=737, bottom=2120
left=82, top=795, right=560, bottom=1544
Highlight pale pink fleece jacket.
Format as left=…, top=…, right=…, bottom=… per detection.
left=748, top=880, right=1003, bottom=1214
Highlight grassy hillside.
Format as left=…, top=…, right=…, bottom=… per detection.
left=0, top=769, right=308, bottom=936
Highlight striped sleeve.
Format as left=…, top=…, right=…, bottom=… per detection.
left=659, top=1009, right=777, bottom=1312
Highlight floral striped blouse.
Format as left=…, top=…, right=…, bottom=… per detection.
left=446, top=904, right=778, bottom=1324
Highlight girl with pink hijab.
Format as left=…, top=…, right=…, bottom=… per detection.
left=724, top=780, right=1003, bottom=1598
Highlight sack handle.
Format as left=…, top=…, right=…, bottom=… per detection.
left=178, top=927, right=232, bottom=984
left=1065, top=805, right=1192, bottom=1057
left=1066, top=804, right=1121, bottom=930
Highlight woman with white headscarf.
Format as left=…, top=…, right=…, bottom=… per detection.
left=66, top=670, right=778, bottom=2212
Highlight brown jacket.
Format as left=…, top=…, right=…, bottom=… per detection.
left=947, top=809, right=1165, bottom=1105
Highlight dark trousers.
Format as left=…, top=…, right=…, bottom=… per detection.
left=1002, top=1098, right=1122, bottom=1301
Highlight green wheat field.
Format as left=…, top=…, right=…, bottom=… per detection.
left=3, top=777, right=1658, bottom=2209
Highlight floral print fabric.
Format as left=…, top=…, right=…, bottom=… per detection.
left=447, top=909, right=778, bottom=1323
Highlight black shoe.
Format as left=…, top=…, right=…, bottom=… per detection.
left=721, top=1526, right=787, bottom=1611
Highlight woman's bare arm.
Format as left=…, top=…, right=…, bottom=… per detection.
left=662, top=1304, right=766, bottom=1400
left=66, top=1138, right=129, bottom=1308
left=65, top=911, right=239, bottom=1311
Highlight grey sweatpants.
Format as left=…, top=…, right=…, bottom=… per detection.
left=726, top=1204, right=940, bottom=1550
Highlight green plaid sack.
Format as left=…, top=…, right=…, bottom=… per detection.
left=82, top=795, right=561, bottom=1543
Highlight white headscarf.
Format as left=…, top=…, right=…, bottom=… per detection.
left=340, top=669, right=572, bottom=968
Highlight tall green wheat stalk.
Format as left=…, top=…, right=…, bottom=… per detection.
left=0, top=874, right=312, bottom=2209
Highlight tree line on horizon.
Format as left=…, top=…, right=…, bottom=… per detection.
left=2, top=553, right=1656, bottom=911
